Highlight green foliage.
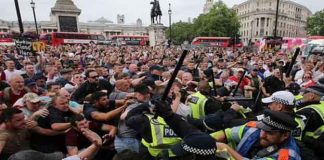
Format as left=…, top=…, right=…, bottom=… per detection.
left=306, top=10, right=324, bottom=36
left=166, top=0, right=240, bottom=44
left=165, top=21, right=194, bottom=45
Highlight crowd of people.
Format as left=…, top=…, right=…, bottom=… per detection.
left=0, top=43, right=323, bottom=160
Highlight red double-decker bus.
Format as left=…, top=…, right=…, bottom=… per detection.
left=308, top=36, right=324, bottom=40
left=191, top=37, right=243, bottom=48
left=0, top=32, right=15, bottom=46
left=40, top=32, right=106, bottom=46
left=110, top=35, right=149, bottom=46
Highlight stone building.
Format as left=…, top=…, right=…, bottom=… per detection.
left=203, top=0, right=214, bottom=14
left=0, top=0, right=148, bottom=39
left=233, top=0, right=312, bottom=43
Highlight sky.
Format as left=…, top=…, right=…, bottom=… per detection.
left=0, top=0, right=323, bottom=26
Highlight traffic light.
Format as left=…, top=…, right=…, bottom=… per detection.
left=235, top=34, right=241, bottom=44
left=229, top=33, right=241, bottom=46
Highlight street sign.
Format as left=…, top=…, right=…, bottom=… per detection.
left=15, top=38, right=34, bottom=57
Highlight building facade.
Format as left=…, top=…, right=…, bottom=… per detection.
left=203, top=0, right=214, bottom=14
left=232, top=0, right=312, bottom=43
left=0, top=0, right=148, bottom=39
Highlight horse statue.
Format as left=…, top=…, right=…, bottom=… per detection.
left=150, top=0, right=162, bottom=24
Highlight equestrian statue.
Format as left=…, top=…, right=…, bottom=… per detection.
left=150, top=0, right=162, bottom=24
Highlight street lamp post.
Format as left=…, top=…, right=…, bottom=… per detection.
left=168, top=3, right=172, bottom=45
left=274, top=0, right=280, bottom=37
left=30, top=0, right=39, bottom=37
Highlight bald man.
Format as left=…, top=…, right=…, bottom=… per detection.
left=59, top=88, right=82, bottom=114
left=109, top=79, right=131, bottom=100
left=1, top=74, right=29, bottom=107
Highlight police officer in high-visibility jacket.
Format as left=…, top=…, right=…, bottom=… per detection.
left=261, top=91, right=305, bottom=140
left=201, top=91, right=306, bottom=140
left=151, top=99, right=301, bottom=160
left=211, top=110, right=301, bottom=160
left=187, top=80, right=220, bottom=119
left=126, top=104, right=182, bottom=159
left=125, top=85, right=182, bottom=159
left=296, top=84, right=324, bottom=158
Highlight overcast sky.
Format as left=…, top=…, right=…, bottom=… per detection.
left=0, top=0, right=323, bottom=26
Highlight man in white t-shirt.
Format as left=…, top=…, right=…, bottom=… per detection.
left=4, top=59, right=23, bottom=83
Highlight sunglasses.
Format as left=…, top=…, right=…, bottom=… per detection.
left=89, top=75, right=99, bottom=79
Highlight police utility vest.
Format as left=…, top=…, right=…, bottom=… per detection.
left=299, top=101, right=324, bottom=139
left=188, top=91, right=208, bottom=119
left=141, top=114, right=181, bottom=157
left=213, top=122, right=301, bottom=160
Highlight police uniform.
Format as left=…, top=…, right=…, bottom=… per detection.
left=141, top=114, right=181, bottom=157
left=203, top=91, right=305, bottom=140
left=296, top=85, right=324, bottom=158
left=211, top=110, right=301, bottom=160
left=187, top=91, right=208, bottom=119
left=125, top=103, right=182, bottom=159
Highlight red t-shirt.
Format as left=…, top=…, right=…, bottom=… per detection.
left=0, top=88, right=27, bottom=107
left=11, top=90, right=27, bottom=108
left=228, top=76, right=250, bottom=90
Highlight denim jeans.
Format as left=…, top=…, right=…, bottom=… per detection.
left=114, top=136, right=140, bottom=153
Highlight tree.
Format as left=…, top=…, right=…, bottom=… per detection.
left=166, top=0, right=240, bottom=43
left=193, top=1, right=240, bottom=37
left=306, top=10, right=324, bottom=36
left=166, top=21, right=194, bottom=45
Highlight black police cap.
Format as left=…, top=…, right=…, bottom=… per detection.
left=257, top=110, right=297, bottom=132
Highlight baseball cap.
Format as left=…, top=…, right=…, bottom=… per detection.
left=149, top=65, right=162, bottom=71
left=262, top=91, right=295, bottom=106
left=257, top=110, right=297, bottom=131
left=23, top=93, right=40, bottom=103
left=24, top=79, right=36, bottom=86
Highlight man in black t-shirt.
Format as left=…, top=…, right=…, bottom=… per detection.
left=72, top=70, right=114, bottom=104
left=262, top=68, right=285, bottom=96
left=31, top=95, right=73, bottom=153
left=83, top=91, right=131, bottom=125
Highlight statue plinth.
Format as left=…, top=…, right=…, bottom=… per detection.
left=148, top=24, right=167, bottom=47
left=50, top=0, right=81, bottom=32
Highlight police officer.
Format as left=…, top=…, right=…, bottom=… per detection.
left=211, top=110, right=301, bottom=160
left=296, top=84, right=324, bottom=158
left=152, top=99, right=301, bottom=159
left=199, top=91, right=305, bottom=140
left=260, top=91, right=305, bottom=140
left=187, top=80, right=221, bottom=119
left=125, top=86, right=182, bottom=159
